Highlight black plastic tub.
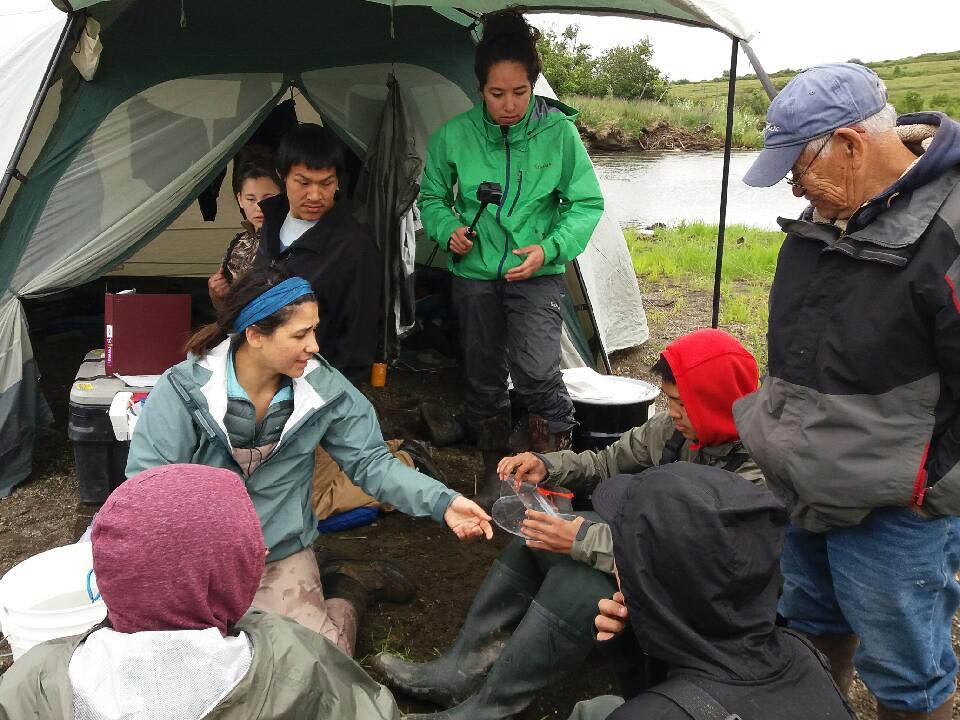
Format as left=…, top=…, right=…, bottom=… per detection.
left=68, top=402, right=129, bottom=504
left=569, top=376, right=659, bottom=453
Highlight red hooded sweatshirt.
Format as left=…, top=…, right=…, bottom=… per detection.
left=660, top=329, right=758, bottom=449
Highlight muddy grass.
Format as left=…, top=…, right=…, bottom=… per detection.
left=2, top=286, right=958, bottom=718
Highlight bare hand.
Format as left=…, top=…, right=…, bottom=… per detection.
left=521, top=510, right=583, bottom=555
left=497, top=452, right=547, bottom=485
left=444, top=495, right=493, bottom=540
left=208, top=269, right=230, bottom=307
left=596, top=591, right=629, bottom=641
left=448, top=226, right=474, bottom=256
left=505, top=245, right=545, bottom=282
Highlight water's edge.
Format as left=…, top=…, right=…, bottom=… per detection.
left=590, top=149, right=806, bottom=231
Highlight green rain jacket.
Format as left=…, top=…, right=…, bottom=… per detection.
left=125, top=339, right=457, bottom=562
left=0, top=611, right=401, bottom=719
left=419, top=96, right=603, bottom=280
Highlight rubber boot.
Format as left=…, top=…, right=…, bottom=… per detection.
left=804, top=633, right=859, bottom=697
left=421, top=402, right=467, bottom=446
left=316, top=555, right=417, bottom=604
left=370, top=560, right=538, bottom=708
left=877, top=693, right=955, bottom=719
left=528, top=414, right=572, bottom=453
left=321, top=572, right=368, bottom=621
left=474, top=413, right=511, bottom=512
left=402, top=599, right=595, bottom=720
left=398, top=439, right=447, bottom=484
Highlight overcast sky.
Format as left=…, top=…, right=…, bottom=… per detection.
left=530, top=2, right=960, bottom=81
left=7, top=0, right=960, bottom=83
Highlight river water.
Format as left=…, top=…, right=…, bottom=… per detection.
left=590, top=149, right=808, bottom=230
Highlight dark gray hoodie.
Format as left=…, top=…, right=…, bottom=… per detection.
left=593, top=463, right=854, bottom=719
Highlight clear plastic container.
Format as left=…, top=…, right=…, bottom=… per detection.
left=492, top=477, right=575, bottom=537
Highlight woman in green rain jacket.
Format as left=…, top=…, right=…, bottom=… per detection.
left=419, top=9, right=603, bottom=507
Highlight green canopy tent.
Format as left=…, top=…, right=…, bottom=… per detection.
left=0, top=0, right=756, bottom=496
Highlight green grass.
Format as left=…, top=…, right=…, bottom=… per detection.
left=563, top=49, right=960, bottom=154
left=670, top=50, right=960, bottom=119
left=625, top=222, right=784, bottom=367
left=356, top=624, right=414, bottom=668
left=568, top=95, right=765, bottom=148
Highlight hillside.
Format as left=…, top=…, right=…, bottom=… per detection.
left=670, top=50, right=960, bottom=118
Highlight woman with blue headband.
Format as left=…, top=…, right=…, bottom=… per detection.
left=126, top=267, right=492, bottom=657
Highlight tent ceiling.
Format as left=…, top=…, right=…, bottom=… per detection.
left=51, top=0, right=752, bottom=41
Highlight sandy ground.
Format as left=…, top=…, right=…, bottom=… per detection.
left=0, top=282, right=957, bottom=718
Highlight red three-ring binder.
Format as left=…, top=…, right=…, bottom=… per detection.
left=104, top=293, right=192, bottom=376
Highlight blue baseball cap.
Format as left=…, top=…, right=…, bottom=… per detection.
left=743, top=63, right=888, bottom=187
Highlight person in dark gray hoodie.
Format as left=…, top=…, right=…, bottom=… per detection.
left=569, top=463, right=854, bottom=720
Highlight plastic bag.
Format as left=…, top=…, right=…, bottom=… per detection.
left=491, top=476, right=575, bottom=537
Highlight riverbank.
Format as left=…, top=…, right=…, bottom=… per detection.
left=567, top=95, right=765, bottom=151
left=624, top=221, right=781, bottom=368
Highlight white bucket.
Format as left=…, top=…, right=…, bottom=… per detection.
left=0, top=543, right=106, bottom=660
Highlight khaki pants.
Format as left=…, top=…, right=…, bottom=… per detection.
left=251, top=547, right=359, bottom=655
left=311, top=440, right=413, bottom=520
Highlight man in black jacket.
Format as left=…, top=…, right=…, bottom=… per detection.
left=734, top=63, right=960, bottom=719
left=254, top=123, right=380, bottom=384
left=251, top=125, right=439, bottom=586
left=568, top=464, right=853, bottom=720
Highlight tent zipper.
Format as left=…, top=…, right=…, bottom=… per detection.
left=507, top=170, right=523, bottom=217
left=495, top=126, right=512, bottom=279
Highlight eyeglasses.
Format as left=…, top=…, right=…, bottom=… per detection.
left=786, top=132, right=833, bottom=190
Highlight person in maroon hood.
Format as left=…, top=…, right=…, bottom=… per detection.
left=0, top=464, right=405, bottom=719
left=369, top=329, right=763, bottom=720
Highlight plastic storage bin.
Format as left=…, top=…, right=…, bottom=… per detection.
left=68, top=350, right=151, bottom=503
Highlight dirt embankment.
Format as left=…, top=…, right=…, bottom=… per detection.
left=577, top=120, right=724, bottom=152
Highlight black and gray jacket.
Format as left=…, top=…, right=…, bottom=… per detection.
left=734, top=112, right=960, bottom=531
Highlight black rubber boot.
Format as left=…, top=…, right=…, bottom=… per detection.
left=321, top=572, right=368, bottom=622
left=421, top=402, right=467, bottom=446
left=401, top=599, right=595, bottom=720
left=473, top=414, right=511, bottom=512
left=316, top=555, right=417, bottom=605
left=399, top=439, right=447, bottom=484
left=370, top=560, right=539, bottom=708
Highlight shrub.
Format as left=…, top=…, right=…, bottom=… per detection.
left=901, top=91, right=925, bottom=113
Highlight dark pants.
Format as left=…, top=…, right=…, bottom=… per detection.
left=499, top=526, right=616, bottom=626
left=452, top=274, right=575, bottom=433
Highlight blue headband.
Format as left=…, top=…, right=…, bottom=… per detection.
left=232, top=277, right=313, bottom=335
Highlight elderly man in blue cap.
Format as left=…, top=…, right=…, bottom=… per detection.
left=734, top=63, right=960, bottom=719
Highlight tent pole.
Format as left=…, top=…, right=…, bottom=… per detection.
left=739, top=41, right=776, bottom=101
left=0, top=11, right=82, bottom=211
left=572, top=258, right=612, bottom=374
left=382, top=223, right=391, bottom=366
left=712, top=36, right=738, bottom=329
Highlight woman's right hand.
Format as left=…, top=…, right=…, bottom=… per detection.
left=497, top=452, right=547, bottom=485
left=448, top=226, right=474, bottom=256
left=596, top=591, right=629, bottom=641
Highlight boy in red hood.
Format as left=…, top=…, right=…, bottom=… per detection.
left=370, top=330, right=762, bottom=720
left=496, top=327, right=762, bottom=572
